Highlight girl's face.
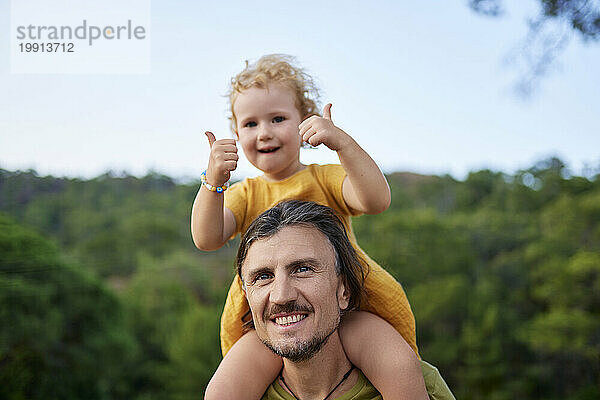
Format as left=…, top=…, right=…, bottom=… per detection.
left=233, top=84, right=305, bottom=181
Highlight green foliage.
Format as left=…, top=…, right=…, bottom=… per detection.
left=470, top=0, right=600, bottom=39
left=1, top=157, right=599, bottom=398
left=163, top=306, right=221, bottom=400
left=354, top=157, right=600, bottom=399
left=118, top=251, right=224, bottom=399
left=0, top=215, right=138, bottom=399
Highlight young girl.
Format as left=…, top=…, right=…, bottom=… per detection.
left=192, top=54, right=426, bottom=399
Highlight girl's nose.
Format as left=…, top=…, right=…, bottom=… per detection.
left=257, top=125, right=273, bottom=141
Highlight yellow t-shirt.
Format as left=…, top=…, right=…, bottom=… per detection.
left=221, top=164, right=418, bottom=357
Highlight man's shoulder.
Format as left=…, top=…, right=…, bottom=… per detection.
left=261, top=370, right=382, bottom=400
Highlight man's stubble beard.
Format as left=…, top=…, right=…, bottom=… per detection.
left=260, top=313, right=341, bottom=363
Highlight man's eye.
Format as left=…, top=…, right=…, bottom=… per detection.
left=295, top=266, right=312, bottom=273
left=244, top=121, right=257, bottom=128
left=255, top=273, right=272, bottom=281
left=272, top=116, right=285, bottom=123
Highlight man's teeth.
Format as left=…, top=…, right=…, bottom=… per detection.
left=275, top=314, right=306, bottom=326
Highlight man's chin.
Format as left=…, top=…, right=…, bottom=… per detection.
left=260, top=325, right=338, bottom=363
left=263, top=337, right=328, bottom=363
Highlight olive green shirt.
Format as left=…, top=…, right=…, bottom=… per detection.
left=262, top=370, right=381, bottom=400
left=261, top=361, right=455, bottom=400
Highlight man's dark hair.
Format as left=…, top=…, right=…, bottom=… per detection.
left=236, top=200, right=366, bottom=317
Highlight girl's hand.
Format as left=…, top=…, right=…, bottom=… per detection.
left=298, top=103, right=353, bottom=151
left=205, top=131, right=238, bottom=186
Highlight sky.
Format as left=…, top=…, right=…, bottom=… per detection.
left=1, top=0, right=599, bottom=182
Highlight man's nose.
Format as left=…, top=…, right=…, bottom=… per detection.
left=269, top=274, right=297, bottom=304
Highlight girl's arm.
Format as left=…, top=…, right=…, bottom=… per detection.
left=298, top=103, right=391, bottom=214
left=205, top=330, right=283, bottom=400
left=339, top=311, right=429, bottom=400
left=191, top=131, right=238, bottom=251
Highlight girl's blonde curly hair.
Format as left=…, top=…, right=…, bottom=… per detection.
left=227, top=54, right=320, bottom=134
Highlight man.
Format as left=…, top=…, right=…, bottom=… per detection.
left=209, top=200, right=454, bottom=399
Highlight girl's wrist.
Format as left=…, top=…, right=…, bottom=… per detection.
left=201, top=170, right=229, bottom=193
left=205, top=167, right=228, bottom=186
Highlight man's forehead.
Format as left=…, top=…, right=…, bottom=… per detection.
left=241, top=225, right=336, bottom=273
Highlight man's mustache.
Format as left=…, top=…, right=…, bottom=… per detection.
left=264, top=301, right=313, bottom=321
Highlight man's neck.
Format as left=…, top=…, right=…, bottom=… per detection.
left=279, top=333, right=358, bottom=400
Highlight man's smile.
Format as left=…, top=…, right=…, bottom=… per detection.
left=273, top=313, right=307, bottom=327
left=265, top=301, right=312, bottom=327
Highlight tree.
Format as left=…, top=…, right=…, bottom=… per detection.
left=163, top=306, right=221, bottom=400
left=2, top=160, right=599, bottom=398
left=469, top=0, right=600, bottom=96
left=0, top=215, right=138, bottom=399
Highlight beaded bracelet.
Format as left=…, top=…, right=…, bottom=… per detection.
left=200, top=170, right=229, bottom=193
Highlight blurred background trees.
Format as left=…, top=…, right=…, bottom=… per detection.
left=470, top=0, right=600, bottom=96
left=1, top=157, right=599, bottom=399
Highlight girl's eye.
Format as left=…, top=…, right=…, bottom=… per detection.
left=244, top=121, right=257, bottom=128
left=272, top=116, right=285, bottom=123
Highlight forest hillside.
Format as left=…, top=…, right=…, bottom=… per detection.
left=1, top=157, right=599, bottom=399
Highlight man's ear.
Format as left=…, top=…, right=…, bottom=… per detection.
left=336, top=279, right=350, bottom=311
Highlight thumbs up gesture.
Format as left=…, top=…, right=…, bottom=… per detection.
left=298, top=103, right=352, bottom=152
left=204, top=131, right=238, bottom=186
